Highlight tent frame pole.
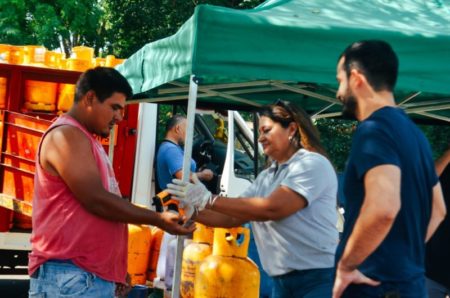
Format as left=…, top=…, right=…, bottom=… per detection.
left=172, top=75, right=199, bottom=298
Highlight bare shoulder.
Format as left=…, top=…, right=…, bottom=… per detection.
left=43, top=125, right=90, bottom=152
left=40, top=125, right=93, bottom=175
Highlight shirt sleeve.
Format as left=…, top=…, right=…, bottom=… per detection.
left=352, top=121, right=401, bottom=180
left=166, top=146, right=184, bottom=176
left=281, top=155, right=334, bottom=205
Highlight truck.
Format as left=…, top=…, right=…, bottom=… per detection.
left=0, top=62, right=262, bottom=276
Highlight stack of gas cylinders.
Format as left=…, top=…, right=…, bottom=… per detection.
left=128, top=217, right=260, bottom=298
left=0, top=44, right=125, bottom=113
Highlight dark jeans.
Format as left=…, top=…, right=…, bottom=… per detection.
left=342, top=275, right=427, bottom=298
left=272, top=267, right=334, bottom=298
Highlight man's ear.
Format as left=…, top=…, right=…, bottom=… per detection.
left=350, top=69, right=368, bottom=89
left=85, top=90, right=97, bottom=106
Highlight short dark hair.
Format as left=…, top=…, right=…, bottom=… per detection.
left=165, top=114, right=186, bottom=132
left=74, top=67, right=133, bottom=103
left=340, top=40, right=399, bottom=92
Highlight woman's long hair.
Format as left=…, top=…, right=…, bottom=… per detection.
left=259, top=100, right=329, bottom=159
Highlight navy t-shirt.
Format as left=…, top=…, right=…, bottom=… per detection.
left=336, top=107, right=438, bottom=282
left=426, top=165, right=450, bottom=289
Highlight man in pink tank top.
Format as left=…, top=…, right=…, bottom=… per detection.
left=28, top=67, right=195, bottom=298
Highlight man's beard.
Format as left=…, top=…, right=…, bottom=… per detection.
left=341, top=90, right=358, bottom=120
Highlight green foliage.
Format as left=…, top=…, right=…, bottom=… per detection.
left=27, top=0, right=104, bottom=57
left=0, top=0, right=34, bottom=44
left=316, top=118, right=450, bottom=173
left=102, top=0, right=264, bottom=58
left=419, top=124, right=450, bottom=159
left=316, top=118, right=355, bottom=172
left=0, top=0, right=104, bottom=57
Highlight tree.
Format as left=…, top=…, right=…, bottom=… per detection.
left=0, top=0, right=34, bottom=45
left=102, top=0, right=264, bottom=58
left=0, top=0, right=104, bottom=57
left=27, top=0, right=104, bottom=57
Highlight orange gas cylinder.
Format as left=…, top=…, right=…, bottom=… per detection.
left=57, top=83, right=75, bottom=112
left=0, top=76, right=7, bottom=109
left=24, top=79, right=57, bottom=111
left=128, top=224, right=152, bottom=285
left=195, top=227, right=260, bottom=298
left=180, top=223, right=214, bottom=298
left=146, top=226, right=164, bottom=282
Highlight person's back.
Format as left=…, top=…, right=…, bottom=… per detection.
left=338, top=106, right=437, bottom=282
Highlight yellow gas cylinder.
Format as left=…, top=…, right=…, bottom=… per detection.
left=72, top=46, right=94, bottom=61
left=128, top=224, right=152, bottom=285
left=146, top=226, right=164, bottom=282
left=45, top=51, right=62, bottom=68
left=0, top=44, right=10, bottom=63
left=57, top=54, right=88, bottom=112
left=195, top=227, right=260, bottom=298
left=9, top=46, right=24, bottom=65
left=181, top=224, right=214, bottom=298
left=23, top=45, right=46, bottom=66
left=93, top=57, right=106, bottom=67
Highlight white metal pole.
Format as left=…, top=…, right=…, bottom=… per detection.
left=108, top=126, right=115, bottom=163
left=172, top=75, right=199, bottom=298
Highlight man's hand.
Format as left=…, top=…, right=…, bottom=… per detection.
left=332, top=263, right=380, bottom=298
left=158, top=211, right=196, bottom=235
left=115, top=273, right=131, bottom=297
left=198, top=168, right=214, bottom=181
left=167, top=174, right=212, bottom=210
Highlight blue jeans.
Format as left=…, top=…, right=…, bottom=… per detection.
left=342, top=275, right=427, bottom=298
left=29, top=260, right=115, bottom=298
left=272, top=267, right=334, bottom=298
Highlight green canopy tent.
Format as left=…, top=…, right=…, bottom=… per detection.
left=118, top=0, right=450, bottom=122
left=117, top=1, right=450, bottom=296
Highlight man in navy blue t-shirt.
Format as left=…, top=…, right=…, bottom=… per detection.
left=333, top=40, right=447, bottom=298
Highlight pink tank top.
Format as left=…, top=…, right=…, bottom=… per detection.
left=28, top=115, right=128, bottom=283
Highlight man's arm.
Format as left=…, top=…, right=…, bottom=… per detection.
left=333, top=165, right=400, bottom=298
left=435, top=149, right=450, bottom=176
left=41, top=126, right=194, bottom=235
left=174, top=168, right=213, bottom=182
left=338, top=164, right=400, bottom=269
left=425, top=182, right=446, bottom=242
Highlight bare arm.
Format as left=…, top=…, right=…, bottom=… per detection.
left=435, top=149, right=450, bottom=176
left=194, top=209, right=247, bottom=228
left=41, top=126, right=194, bottom=235
left=206, top=185, right=307, bottom=222
left=338, top=165, right=401, bottom=271
left=174, top=169, right=213, bottom=182
left=425, top=182, right=446, bottom=242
